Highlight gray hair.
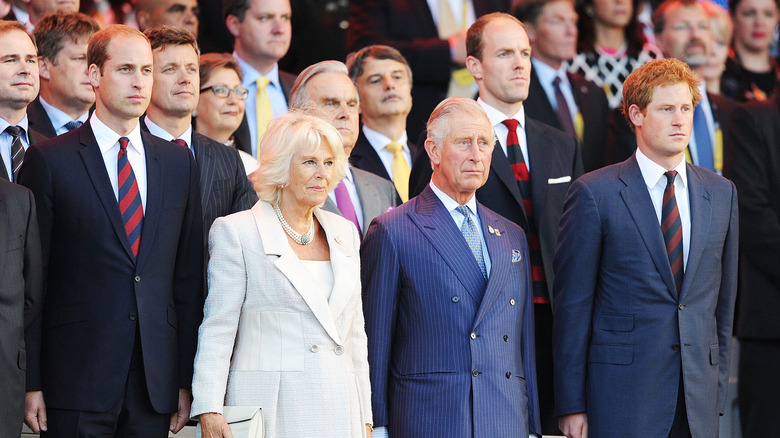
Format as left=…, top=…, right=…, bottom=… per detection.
left=426, top=97, right=496, bottom=147
left=289, top=60, right=357, bottom=109
left=252, top=112, right=347, bottom=205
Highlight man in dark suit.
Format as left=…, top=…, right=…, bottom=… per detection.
left=347, top=45, right=418, bottom=204
left=20, top=25, right=204, bottom=437
left=409, top=13, right=582, bottom=433
left=347, top=0, right=510, bottom=141
left=606, top=0, right=736, bottom=171
left=724, top=95, right=780, bottom=438
left=0, top=178, right=42, bottom=438
left=224, top=0, right=296, bottom=157
left=289, top=60, right=396, bottom=238
left=28, top=11, right=100, bottom=142
left=513, top=0, right=610, bottom=172
left=554, top=58, right=738, bottom=438
left=362, top=96, right=540, bottom=438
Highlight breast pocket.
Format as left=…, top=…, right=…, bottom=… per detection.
left=232, top=311, right=305, bottom=372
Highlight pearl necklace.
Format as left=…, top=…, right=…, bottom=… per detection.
left=273, top=203, right=315, bottom=245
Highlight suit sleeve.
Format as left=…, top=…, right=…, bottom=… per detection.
left=360, top=218, right=401, bottom=428
left=716, top=181, right=739, bottom=415
left=348, top=224, right=373, bottom=426
left=724, top=104, right=780, bottom=284
left=551, top=178, right=603, bottom=416
left=17, top=145, right=54, bottom=392
left=173, top=153, right=205, bottom=390
left=22, top=186, right=43, bottom=332
left=190, top=217, right=247, bottom=416
left=228, top=146, right=258, bottom=214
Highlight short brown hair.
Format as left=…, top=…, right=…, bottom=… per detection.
left=34, top=11, right=99, bottom=62
left=88, top=25, right=149, bottom=73
left=346, top=44, right=413, bottom=83
left=466, top=12, right=524, bottom=61
left=0, top=20, right=37, bottom=51
left=223, top=0, right=251, bottom=21
left=199, top=52, right=243, bottom=86
left=622, top=58, right=702, bottom=125
left=144, top=25, right=199, bottom=55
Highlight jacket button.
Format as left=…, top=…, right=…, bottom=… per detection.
left=472, top=369, right=479, bottom=377
left=672, top=344, right=680, bottom=351
left=334, top=345, right=344, bottom=355
left=128, top=313, right=137, bottom=321
left=510, top=298, right=516, bottom=306
left=678, top=304, right=685, bottom=310
left=506, top=372, right=512, bottom=379
left=134, top=275, right=141, bottom=283
left=310, top=345, right=318, bottom=353
left=452, top=296, right=460, bottom=303
left=503, top=335, right=509, bottom=342
left=470, top=332, right=477, bottom=340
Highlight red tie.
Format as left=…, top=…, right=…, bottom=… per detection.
left=118, top=137, right=144, bottom=257
left=172, top=138, right=187, bottom=147
left=661, top=170, right=683, bottom=295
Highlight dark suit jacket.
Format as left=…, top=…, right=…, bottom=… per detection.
left=0, top=126, right=50, bottom=181
left=725, top=96, right=780, bottom=339
left=18, top=123, right=204, bottom=414
left=605, top=93, right=737, bottom=167
left=349, top=128, right=418, bottom=204
left=361, top=185, right=540, bottom=436
left=553, top=156, right=738, bottom=437
left=322, top=167, right=396, bottom=237
left=232, top=69, right=297, bottom=156
left=409, top=117, right=583, bottom=296
left=524, top=67, right=610, bottom=172
left=26, top=97, right=57, bottom=142
left=347, top=0, right=510, bottom=140
left=0, top=179, right=42, bottom=438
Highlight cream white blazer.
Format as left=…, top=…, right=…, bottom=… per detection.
left=191, top=201, right=372, bottom=437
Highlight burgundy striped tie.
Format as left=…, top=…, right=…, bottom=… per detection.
left=118, top=137, right=143, bottom=257
left=661, top=170, right=683, bottom=295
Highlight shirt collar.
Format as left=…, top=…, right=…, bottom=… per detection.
left=478, top=97, right=525, bottom=130
left=143, top=116, right=193, bottom=147
left=635, top=147, right=688, bottom=190
left=91, top=112, right=144, bottom=156
left=0, top=114, right=29, bottom=135
left=429, top=180, right=478, bottom=214
left=39, top=96, right=89, bottom=131
left=532, top=57, right=569, bottom=87
left=361, top=125, right=409, bottom=151
left=233, top=52, right=282, bottom=90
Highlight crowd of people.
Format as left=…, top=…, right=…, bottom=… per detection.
left=0, top=0, right=778, bottom=437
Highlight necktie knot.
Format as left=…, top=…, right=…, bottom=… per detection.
left=64, top=120, right=83, bottom=131
left=256, top=76, right=270, bottom=89
left=456, top=204, right=470, bottom=218
left=553, top=76, right=562, bottom=87
left=502, top=118, right=519, bottom=133
left=664, top=170, right=678, bottom=187
left=386, top=141, right=403, bottom=155
left=172, top=138, right=187, bottom=148
left=119, top=137, right=129, bottom=152
left=5, top=125, right=20, bottom=137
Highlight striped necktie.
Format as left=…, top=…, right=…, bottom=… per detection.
left=118, top=137, right=144, bottom=257
left=6, top=125, right=23, bottom=181
left=661, top=170, right=683, bottom=295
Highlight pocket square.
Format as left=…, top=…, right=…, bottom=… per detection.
left=548, top=176, right=572, bottom=184
left=512, top=250, right=522, bottom=263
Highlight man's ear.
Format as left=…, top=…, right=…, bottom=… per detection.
left=628, top=104, right=645, bottom=129
left=88, top=63, right=100, bottom=88
left=465, top=56, right=482, bottom=81
left=226, top=15, right=241, bottom=38
left=38, top=57, right=51, bottom=81
left=425, top=137, right=442, bottom=166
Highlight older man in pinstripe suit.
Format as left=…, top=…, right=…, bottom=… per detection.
left=361, top=97, right=541, bottom=438
left=142, top=26, right=257, bottom=294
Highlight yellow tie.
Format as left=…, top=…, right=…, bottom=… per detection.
left=386, top=141, right=410, bottom=202
left=255, top=76, right=273, bottom=157
left=437, top=0, right=475, bottom=97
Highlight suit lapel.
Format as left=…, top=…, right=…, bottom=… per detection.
left=408, top=187, right=487, bottom=304
left=0, top=154, right=8, bottom=180
left=351, top=168, right=378, bottom=229
left=619, top=157, right=678, bottom=299
left=252, top=202, right=343, bottom=344
left=134, top=131, right=163, bottom=267
left=350, top=130, right=392, bottom=181
left=526, top=121, right=552, bottom=224
left=77, top=125, right=135, bottom=260
left=680, top=165, right=712, bottom=299
left=473, top=207, right=510, bottom=328
left=489, top=141, right=528, bottom=222
left=315, top=209, right=359, bottom=323
left=192, top=134, right=216, bottom=212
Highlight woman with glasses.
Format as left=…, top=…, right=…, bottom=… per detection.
left=195, top=53, right=257, bottom=172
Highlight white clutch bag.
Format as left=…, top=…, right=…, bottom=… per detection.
left=195, top=406, right=264, bottom=438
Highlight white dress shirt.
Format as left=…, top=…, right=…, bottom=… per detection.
left=478, top=98, right=531, bottom=170
left=327, top=166, right=365, bottom=230
left=0, top=115, right=30, bottom=182
left=39, top=96, right=89, bottom=136
left=91, top=112, right=147, bottom=212
left=143, top=117, right=195, bottom=159
left=361, top=125, right=412, bottom=182
left=234, top=53, right=290, bottom=157
left=635, top=148, right=691, bottom=269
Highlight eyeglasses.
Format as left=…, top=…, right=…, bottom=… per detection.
left=200, top=85, right=249, bottom=100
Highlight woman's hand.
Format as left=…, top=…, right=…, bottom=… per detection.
left=199, top=413, right=233, bottom=438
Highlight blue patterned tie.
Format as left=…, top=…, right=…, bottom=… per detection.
left=693, top=105, right=714, bottom=171
left=456, top=205, right=487, bottom=280
left=64, top=120, right=83, bottom=131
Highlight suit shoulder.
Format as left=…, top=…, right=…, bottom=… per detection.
left=526, top=118, right=577, bottom=147
left=30, top=129, right=81, bottom=154
left=0, top=177, right=33, bottom=201
left=353, top=167, right=394, bottom=191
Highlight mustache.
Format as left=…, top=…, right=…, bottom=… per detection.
left=381, top=92, right=402, bottom=103
left=686, top=38, right=707, bottom=50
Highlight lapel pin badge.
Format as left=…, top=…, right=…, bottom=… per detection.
left=488, top=225, right=495, bottom=235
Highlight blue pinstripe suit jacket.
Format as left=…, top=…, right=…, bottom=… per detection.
left=361, top=185, right=541, bottom=437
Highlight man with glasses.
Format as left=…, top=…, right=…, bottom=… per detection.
left=142, top=26, right=257, bottom=295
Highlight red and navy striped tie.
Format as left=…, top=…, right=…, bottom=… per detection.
left=118, top=137, right=143, bottom=257
left=662, top=170, right=683, bottom=295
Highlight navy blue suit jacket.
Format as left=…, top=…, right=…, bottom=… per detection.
left=361, top=185, right=540, bottom=436
left=552, top=156, right=738, bottom=437
left=18, top=122, right=204, bottom=414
